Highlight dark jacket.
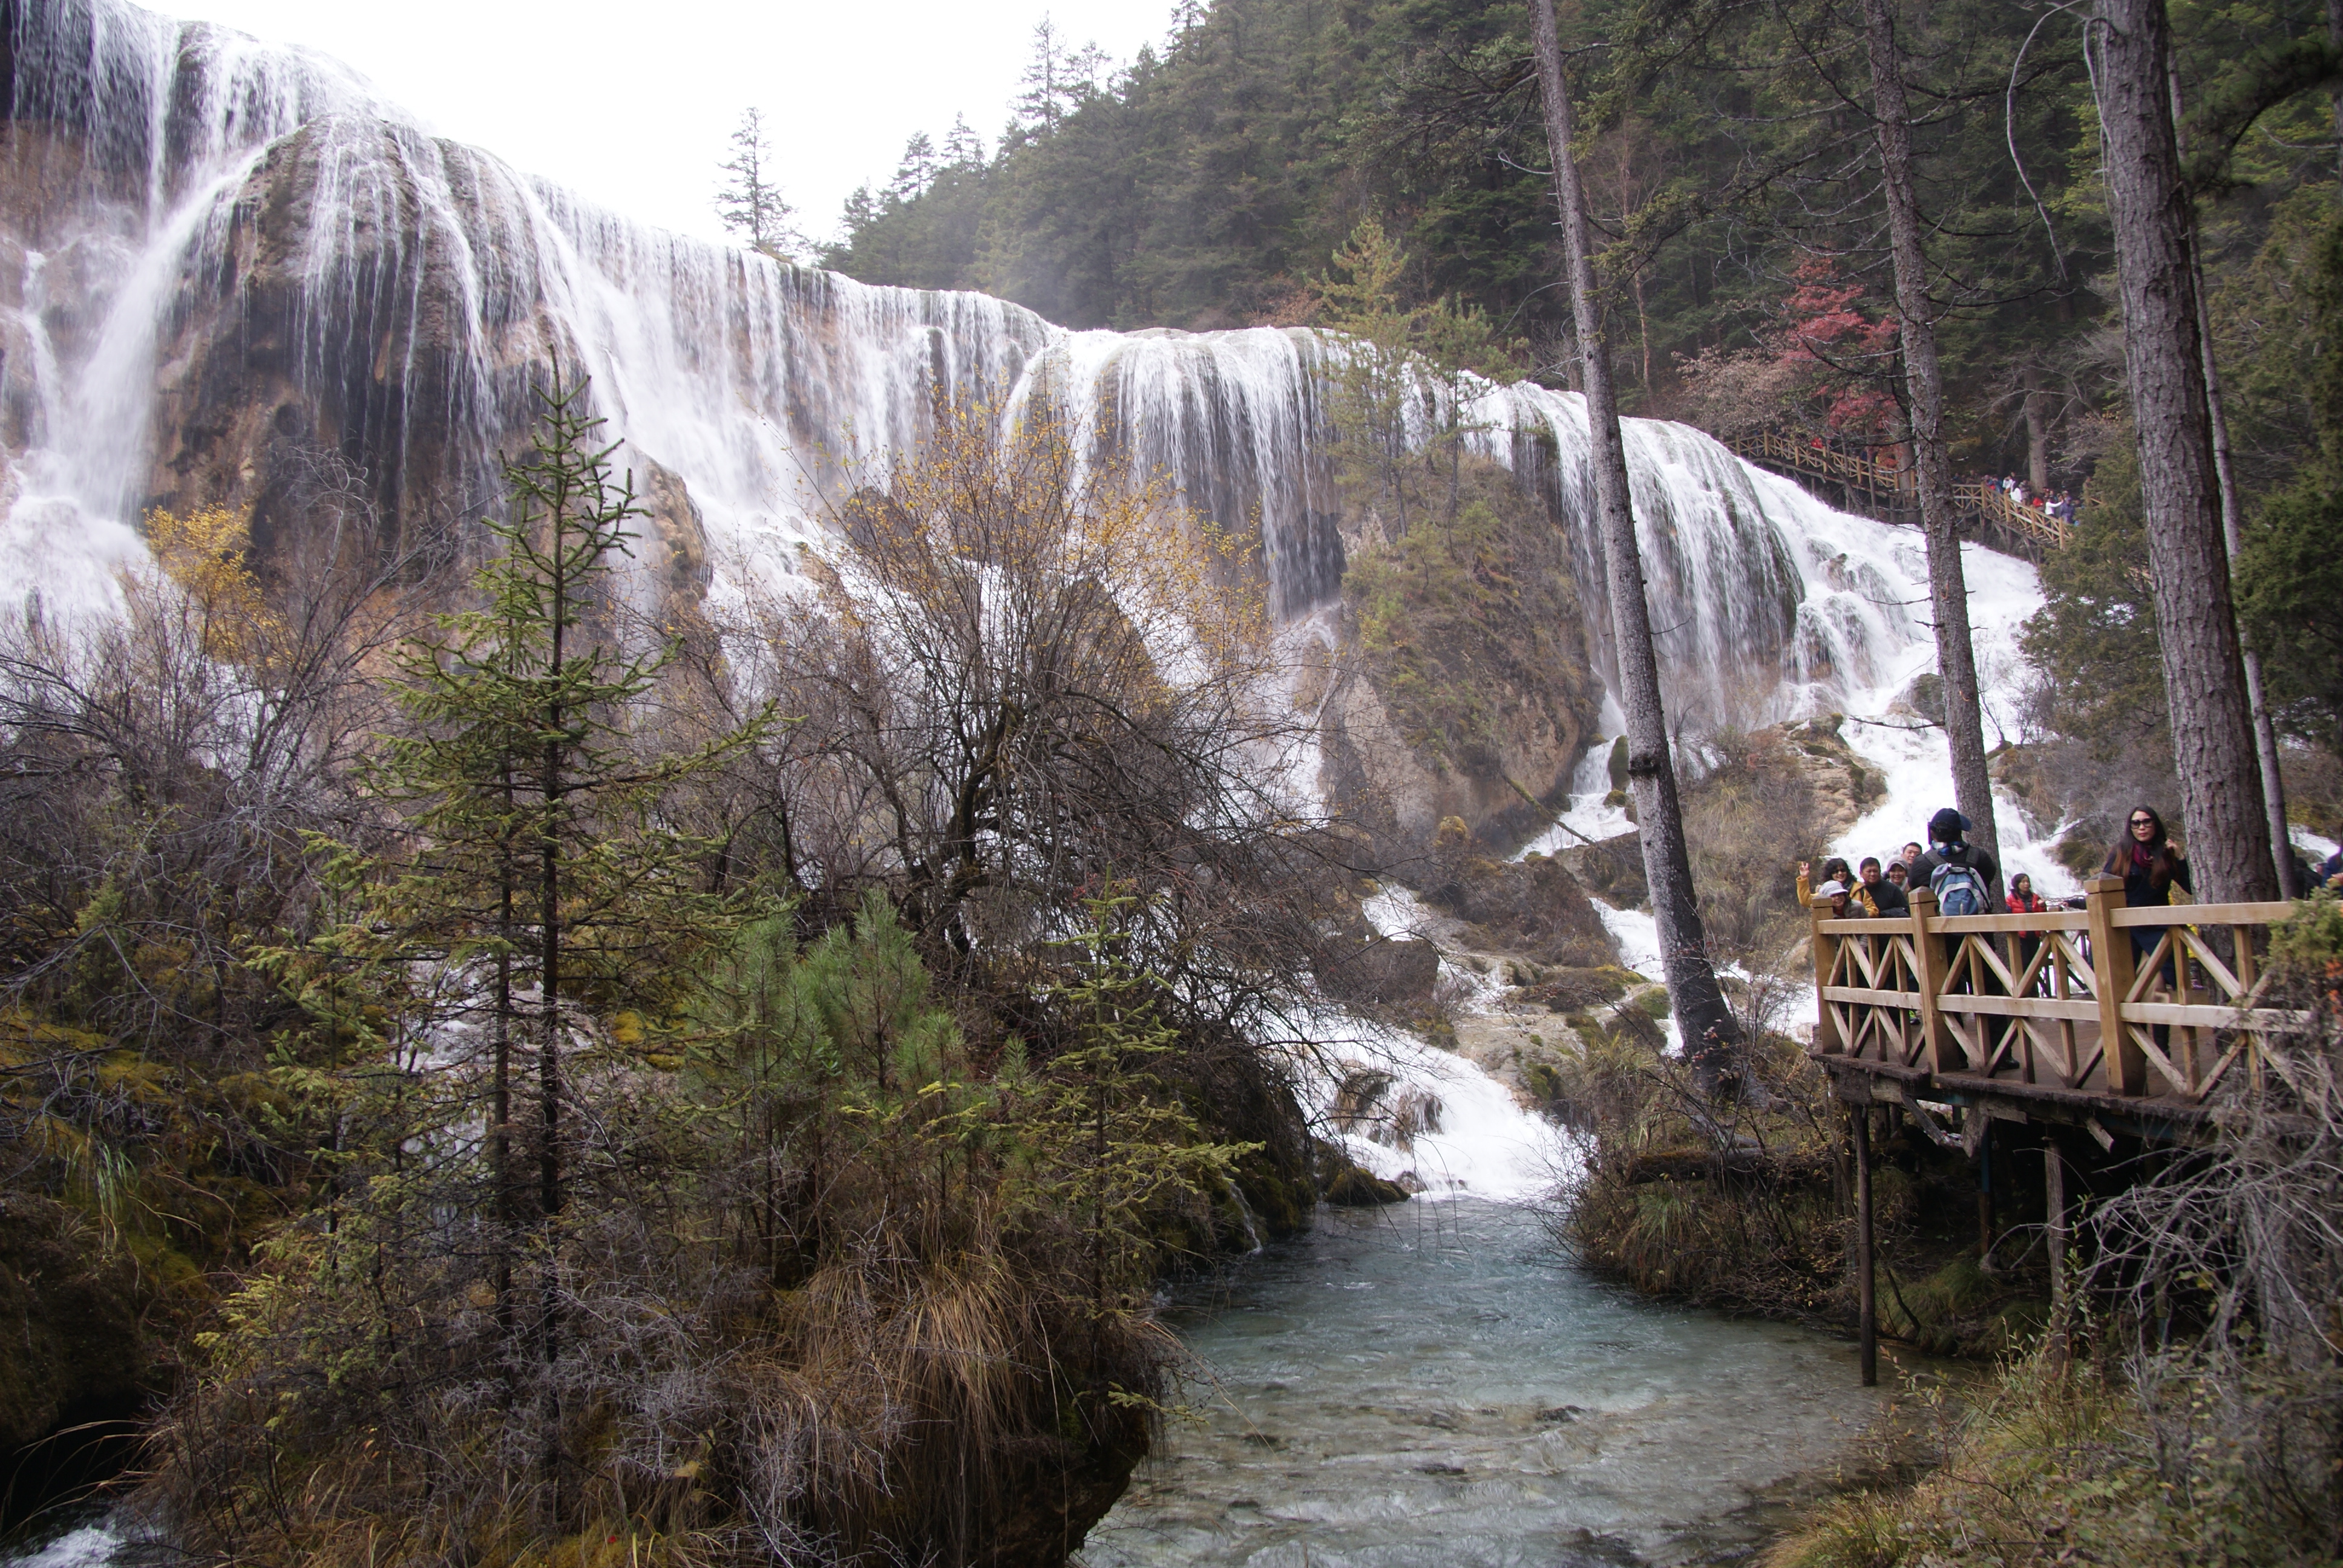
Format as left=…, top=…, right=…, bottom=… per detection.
left=2106, top=842, right=2192, bottom=909
left=1858, top=876, right=1909, bottom=916
left=1911, top=841, right=1999, bottom=903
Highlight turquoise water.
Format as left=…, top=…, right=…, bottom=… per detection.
left=1080, top=1200, right=1889, bottom=1568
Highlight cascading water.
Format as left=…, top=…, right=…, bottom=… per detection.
left=8, top=0, right=1932, bottom=726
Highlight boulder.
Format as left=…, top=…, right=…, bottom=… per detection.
left=1421, top=854, right=1617, bottom=969
left=1322, top=1165, right=1410, bottom=1206
left=1316, top=937, right=1442, bottom=1007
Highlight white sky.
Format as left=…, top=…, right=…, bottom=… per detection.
left=161, top=0, right=1178, bottom=249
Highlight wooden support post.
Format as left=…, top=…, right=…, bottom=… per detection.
left=2045, top=1133, right=2069, bottom=1368
left=2085, top=874, right=2142, bottom=1095
left=1810, top=896, right=1843, bottom=1054
left=1976, top=1119, right=1995, bottom=1267
left=1854, top=1104, right=1878, bottom=1387
left=1907, top=887, right=1958, bottom=1073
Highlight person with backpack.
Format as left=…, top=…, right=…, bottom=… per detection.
left=1912, top=808, right=1999, bottom=916
left=1912, top=808, right=2004, bottom=1044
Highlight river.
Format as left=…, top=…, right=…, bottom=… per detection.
left=1080, top=1200, right=1890, bottom=1568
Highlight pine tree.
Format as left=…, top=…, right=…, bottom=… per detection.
left=1858, top=0, right=2002, bottom=890
left=2093, top=0, right=2280, bottom=902
left=943, top=113, right=986, bottom=169
left=887, top=131, right=939, bottom=206
left=716, top=107, right=801, bottom=260
left=287, top=372, right=773, bottom=1514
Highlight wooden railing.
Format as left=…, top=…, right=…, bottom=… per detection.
left=1732, top=430, right=1908, bottom=505
left=1809, top=874, right=2307, bottom=1106
left=1953, top=480, right=2071, bottom=550
left=1729, top=431, right=2073, bottom=552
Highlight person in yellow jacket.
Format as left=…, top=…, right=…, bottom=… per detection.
left=1796, top=857, right=1853, bottom=908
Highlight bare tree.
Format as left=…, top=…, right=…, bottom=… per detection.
left=1529, top=0, right=1740, bottom=1093
left=736, top=384, right=1346, bottom=1033
left=2091, top=0, right=2278, bottom=901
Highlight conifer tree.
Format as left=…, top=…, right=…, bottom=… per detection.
left=289, top=373, right=771, bottom=1514
left=716, top=107, right=801, bottom=260
left=2092, top=0, right=2280, bottom=902
left=1858, top=0, right=2001, bottom=887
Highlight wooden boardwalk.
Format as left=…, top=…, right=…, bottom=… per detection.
left=1805, top=876, right=2305, bottom=1382
left=1729, top=430, right=2071, bottom=554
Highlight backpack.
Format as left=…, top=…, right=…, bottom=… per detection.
left=1929, top=844, right=1988, bottom=917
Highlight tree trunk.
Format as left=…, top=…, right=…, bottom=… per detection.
left=1529, top=0, right=1739, bottom=1092
left=2331, top=0, right=2343, bottom=189
left=2023, top=361, right=2050, bottom=496
left=2094, top=0, right=2279, bottom=903
left=1861, top=0, right=2001, bottom=886
left=2169, top=62, right=2298, bottom=894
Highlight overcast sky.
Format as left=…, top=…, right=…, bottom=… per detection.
left=162, top=0, right=1177, bottom=249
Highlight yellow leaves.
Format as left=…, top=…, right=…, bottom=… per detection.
left=134, top=502, right=287, bottom=669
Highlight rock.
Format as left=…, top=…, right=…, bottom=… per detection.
left=1516, top=965, right=1637, bottom=1013
left=1322, top=1165, right=1410, bottom=1206
left=1420, top=854, right=1617, bottom=969
left=1316, top=937, right=1442, bottom=1007
left=1559, top=831, right=1647, bottom=909
left=0, top=1196, right=147, bottom=1460
left=1316, top=468, right=1603, bottom=865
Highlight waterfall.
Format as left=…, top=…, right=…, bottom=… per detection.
left=7, top=0, right=1939, bottom=730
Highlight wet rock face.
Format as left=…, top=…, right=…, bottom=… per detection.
left=145, top=121, right=538, bottom=565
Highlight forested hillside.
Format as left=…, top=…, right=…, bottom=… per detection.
left=828, top=0, right=2327, bottom=494
left=823, top=0, right=2343, bottom=848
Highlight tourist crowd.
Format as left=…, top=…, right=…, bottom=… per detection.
left=1996, top=473, right=2077, bottom=524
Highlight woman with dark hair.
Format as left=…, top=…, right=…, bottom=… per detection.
left=2103, top=806, right=2191, bottom=985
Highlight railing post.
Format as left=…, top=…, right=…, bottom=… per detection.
left=2085, top=872, right=2143, bottom=1095
left=1908, top=887, right=1958, bottom=1073
left=1809, top=897, right=1843, bottom=1054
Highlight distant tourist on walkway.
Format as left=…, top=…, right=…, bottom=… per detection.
left=2005, top=872, right=2048, bottom=920
left=2103, top=806, right=2191, bottom=985
left=1857, top=856, right=1908, bottom=916
left=1899, top=840, right=1924, bottom=874
left=2007, top=873, right=2049, bottom=992
left=1912, top=809, right=1999, bottom=916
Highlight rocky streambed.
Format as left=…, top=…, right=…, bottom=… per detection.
left=1078, top=1199, right=1895, bottom=1567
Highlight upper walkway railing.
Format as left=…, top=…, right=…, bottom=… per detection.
left=1729, top=430, right=2072, bottom=554
left=1808, top=874, right=2307, bottom=1111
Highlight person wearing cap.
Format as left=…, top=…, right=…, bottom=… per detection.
left=1909, top=808, right=2000, bottom=906
left=1804, top=873, right=1866, bottom=920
